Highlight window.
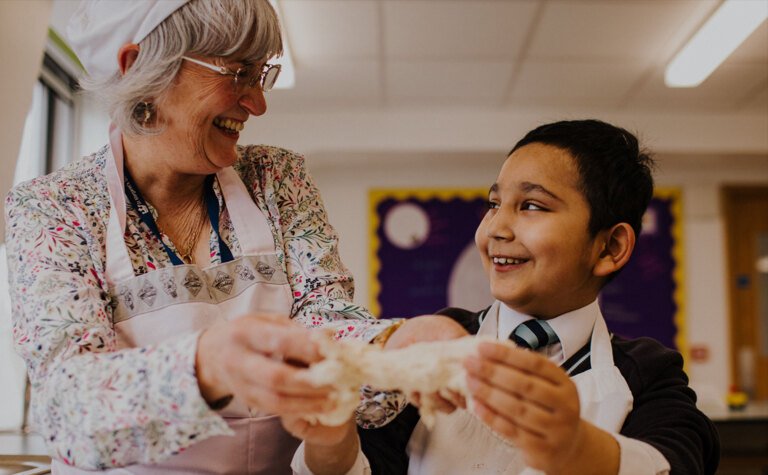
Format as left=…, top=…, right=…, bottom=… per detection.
left=15, top=54, right=77, bottom=184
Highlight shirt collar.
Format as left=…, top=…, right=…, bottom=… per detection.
left=498, top=300, right=600, bottom=361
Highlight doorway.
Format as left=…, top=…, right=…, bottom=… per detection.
left=723, top=186, right=768, bottom=400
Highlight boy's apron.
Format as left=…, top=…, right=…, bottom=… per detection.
left=407, top=301, right=634, bottom=475
left=53, top=126, right=298, bottom=474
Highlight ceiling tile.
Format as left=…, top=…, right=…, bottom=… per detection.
left=266, top=59, right=381, bottom=112
left=383, top=0, right=538, bottom=60
left=627, top=62, right=768, bottom=111
left=528, top=0, right=718, bottom=61
left=265, top=94, right=381, bottom=113
left=279, top=0, right=379, bottom=60
left=509, top=60, right=647, bottom=107
left=386, top=61, right=513, bottom=104
left=282, top=60, right=381, bottom=98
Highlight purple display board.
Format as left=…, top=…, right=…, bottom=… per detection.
left=599, top=191, right=683, bottom=350
left=371, top=189, right=684, bottom=351
left=370, top=190, right=488, bottom=318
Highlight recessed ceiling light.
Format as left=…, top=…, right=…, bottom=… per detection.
left=665, top=0, right=767, bottom=88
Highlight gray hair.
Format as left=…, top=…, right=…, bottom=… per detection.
left=80, top=0, right=283, bottom=135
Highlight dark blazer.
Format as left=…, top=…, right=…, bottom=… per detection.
left=359, top=307, right=720, bottom=475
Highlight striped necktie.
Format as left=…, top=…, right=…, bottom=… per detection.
left=510, top=319, right=559, bottom=350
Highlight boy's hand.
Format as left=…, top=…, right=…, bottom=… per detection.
left=385, top=315, right=469, bottom=414
left=464, top=341, right=618, bottom=473
left=282, top=416, right=361, bottom=475
left=281, top=415, right=354, bottom=448
left=409, top=389, right=467, bottom=414
left=383, top=314, right=469, bottom=350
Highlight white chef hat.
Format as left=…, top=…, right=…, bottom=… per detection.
left=67, top=0, right=190, bottom=80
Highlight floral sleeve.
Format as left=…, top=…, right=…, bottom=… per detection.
left=260, top=148, right=388, bottom=340
left=4, top=187, right=230, bottom=470
left=251, top=147, right=407, bottom=427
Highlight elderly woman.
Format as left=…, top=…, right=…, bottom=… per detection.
left=5, top=1, right=464, bottom=473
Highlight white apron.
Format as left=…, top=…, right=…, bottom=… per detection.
left=53, top=127, right=298, bottom=474
left=407, top=301, right=634, bottom=475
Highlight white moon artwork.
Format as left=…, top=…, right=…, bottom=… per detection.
left=383, top=202, right=492, bottom=311
left=447, top=243, right=493, bottom=311
left=384, top=203, right=430, bottom=250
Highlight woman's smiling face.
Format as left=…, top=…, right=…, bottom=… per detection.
left=155, top=56, right=267, bottom=174
left=475, top=143, right=607, bottom=318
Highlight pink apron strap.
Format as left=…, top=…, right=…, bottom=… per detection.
left=104, top=125, right=135, bottom=286
left=105, top=129, right=278, bottom=285
left=215, top=166, right=275, bottom=255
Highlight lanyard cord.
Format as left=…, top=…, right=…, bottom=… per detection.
left=123, top=168, right=234, bottom=265
left=204, top=174, right=235, bottom=263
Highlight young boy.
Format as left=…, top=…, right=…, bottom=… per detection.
left=293, top=120, right=720, bottom=474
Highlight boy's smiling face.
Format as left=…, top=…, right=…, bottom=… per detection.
left=475, top=143, right=607, bottom=319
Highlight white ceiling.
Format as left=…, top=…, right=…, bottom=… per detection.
left=48, top=0, right=768, bottom=113
left=269, top=0, right=767, bottom=113
left=48, top=0, right=768, bottom=154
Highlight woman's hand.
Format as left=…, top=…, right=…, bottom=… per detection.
left=282, top=417, right=360, bottom=475
left=409, top=390, right=466, bottom=414
left=196, top=314, right=334, bottom=415
left=464, top=341, right=619, bottom=474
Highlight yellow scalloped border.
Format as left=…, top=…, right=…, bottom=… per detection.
left=654, top=187, right=687, bottom=368
left=368, top=188, right=487, bottom=317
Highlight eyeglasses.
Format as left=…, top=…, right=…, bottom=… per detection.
left=181, top=56, right=281, bottom=92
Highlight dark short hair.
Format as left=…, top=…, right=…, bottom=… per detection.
left=510, top=119, right=654, bottom=239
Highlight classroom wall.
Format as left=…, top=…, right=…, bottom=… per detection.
left=306, top=150, right=768, bottom=406
left=0, top=0, right=52, bottom=243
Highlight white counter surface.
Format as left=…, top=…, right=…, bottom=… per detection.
left=700, top=400, right=768, bottom=421
left=0, top=432, right=47, bottom=457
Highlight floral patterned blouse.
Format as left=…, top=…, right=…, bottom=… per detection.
left=5, top=144, right=403, bottom=470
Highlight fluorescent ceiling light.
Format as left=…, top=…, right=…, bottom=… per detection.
left=665, top=0, right=767, bottom=88
left=269, top=0, right=295, bottom=89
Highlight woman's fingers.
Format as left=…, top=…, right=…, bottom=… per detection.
left=241, top=384, right=335, bottom=415
left=234, top=314, right=328, bottom=365
left=230, top=355, right=335, bottom=414
left=233, top=353, right=332, bottom=397
left=198, top=314, right=343, bottom=416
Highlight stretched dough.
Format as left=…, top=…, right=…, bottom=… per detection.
left=300, top=335, right=498, bottom=428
